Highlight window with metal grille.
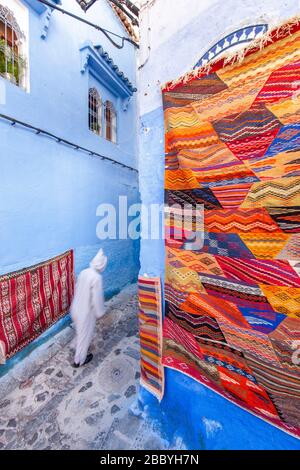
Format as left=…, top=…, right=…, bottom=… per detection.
left=89, top=87, right=102, bottom=135
left=0, top=4, right=26, bottom=88
left=105, top=100, right=117, bottom=144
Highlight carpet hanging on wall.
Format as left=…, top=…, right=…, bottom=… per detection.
left=162, top=18, right=300, bottom=439
left=0, top=250, right=74, bottom=361
left=138, top=276, right=164, bottom=400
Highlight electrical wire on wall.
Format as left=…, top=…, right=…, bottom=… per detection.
left=12, top=1, right=140, bottom=174
left=138, top=0, right=156, bottom=69
left=37, top=0, right=139, bottom=48
left=0, top=113, right=138, bottom=173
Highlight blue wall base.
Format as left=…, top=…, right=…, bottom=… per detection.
left=138, top=369, right=300, bottom=450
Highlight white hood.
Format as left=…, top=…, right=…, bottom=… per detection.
left=90, top=248, right=107, bottom=273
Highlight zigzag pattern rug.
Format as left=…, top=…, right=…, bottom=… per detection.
left=138, top=276, right=164, bottom=400
left=162, top=19, right=300, bottom=439
left=0, top=251, right=74, bottom=361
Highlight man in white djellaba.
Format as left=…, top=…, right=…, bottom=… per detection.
left=71, top=248, right=107, bottom=367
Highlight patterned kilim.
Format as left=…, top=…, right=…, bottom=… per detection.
left=0, top=250, right=74, bottom=361
left=162, top=20, right=300, bottom=438
left=138, top=276, right=164, bottom=400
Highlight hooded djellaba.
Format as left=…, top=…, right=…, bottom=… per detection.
left=71, top=248, right=107, bottom=367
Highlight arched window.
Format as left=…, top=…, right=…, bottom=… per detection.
left=0, top=4, right=25, bottom=87
left=105, top=101, right=117, bottom=144
left=89, top=87, right=102, bottom=135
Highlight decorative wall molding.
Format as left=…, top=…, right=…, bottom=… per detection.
left=24, top=1, right=61, bottom=40
left=80, top=41, right=137, bottom=110
left=122, top=96, right=131, bottom=112
left=41, top=7, right=53, bottom=39
left=194, top=24, right=268, bottom=68
left=24, top=0, right=61, bottom=15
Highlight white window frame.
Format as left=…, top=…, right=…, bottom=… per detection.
left=104, top=100, right=117, bottom=144
left=89, top=87, right=102, bottom=136
left=0, top=0, right=29, bottom=91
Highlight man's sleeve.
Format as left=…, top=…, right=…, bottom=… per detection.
left=92, top=276, right=105, bottom=319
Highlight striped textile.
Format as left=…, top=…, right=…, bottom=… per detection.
left=138, top=276, right=164, bottom=400
left=0, top=250, right=74, bottom=360
left=162, top=20, right=300, bottom=439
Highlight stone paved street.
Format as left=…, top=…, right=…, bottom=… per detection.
left=0, top=285, right=167, bottom=450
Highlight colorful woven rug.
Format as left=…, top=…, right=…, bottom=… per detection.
left=162, top=19, right=300, bottom=439
left=138, top=276, right=164, bottom=400
left=0, top=250, right=74, bottom=361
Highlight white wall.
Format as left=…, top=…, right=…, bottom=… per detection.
left=1, top=0, right=29, bottom=39
left=0, top=0, right=30, bottom=90
left=139, top=0, right=300, bottom=115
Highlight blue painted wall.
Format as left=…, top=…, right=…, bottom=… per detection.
left=0, top=0, right=140, bottom=368
left=138, top=0, right=300, bottom=449
left=139, top=369, right=300, bottom=450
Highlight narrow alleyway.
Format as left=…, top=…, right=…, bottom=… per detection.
left=0, top=285, right=166, bottom=450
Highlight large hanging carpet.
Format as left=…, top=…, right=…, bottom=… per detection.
left=162, top=20, right=300, bottom=439
left=0, top=250, right=74, bottom=361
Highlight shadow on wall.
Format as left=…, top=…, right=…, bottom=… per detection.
left=138, top=369, right=300, bottom=450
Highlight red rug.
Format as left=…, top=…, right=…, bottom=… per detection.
left=0, top=250, right=74, bottom=360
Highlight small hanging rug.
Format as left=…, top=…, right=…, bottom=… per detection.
left=0, top=250, right=74, bottom=361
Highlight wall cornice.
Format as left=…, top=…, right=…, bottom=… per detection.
left=80, top=41, right=137, bottom=110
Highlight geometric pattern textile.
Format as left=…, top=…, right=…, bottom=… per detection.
left=0, top=250, right=74, bottom=361
left=138, top=276, right=164, bottom=400
left=162, top=20, right=300, bottom=439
